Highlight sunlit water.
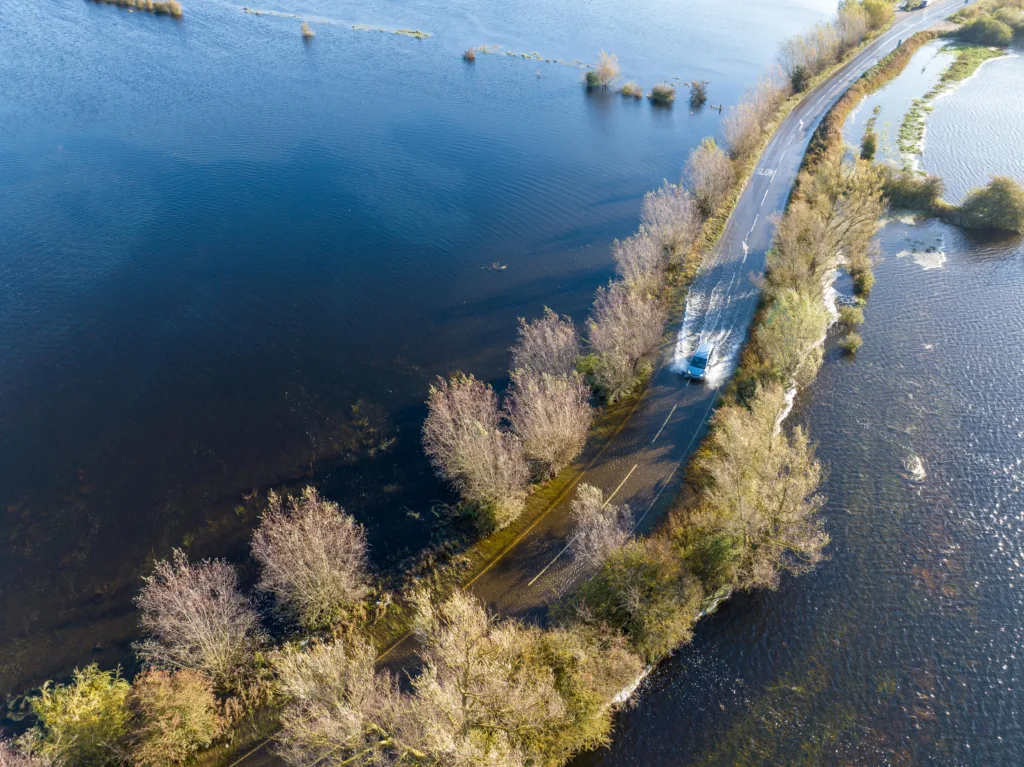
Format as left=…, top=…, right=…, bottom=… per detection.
left=575, top=50, right=1024, bottom=767
left=0, top=0, right=846, bottom=701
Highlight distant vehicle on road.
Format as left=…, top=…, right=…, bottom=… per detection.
left=685, top=341, right=715, bottom=381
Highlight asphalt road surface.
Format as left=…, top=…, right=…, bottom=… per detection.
left=241, top=3, right=962, bottom=764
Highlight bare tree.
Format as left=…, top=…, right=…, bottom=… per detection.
left=506, top=370, right=592, bottom=480
left=510, top=308, right=580, bottom=378
left=685, top=137, right=734, bottom=217
left=723, top=101, right=761, bottom=160
left=422, top=373, right=530, bottom=530
left=612, top=232, right=665, bottom=297
left=568, top=483, right=633, bottom=568
left=587, top=281, right=665, bottom=402
left=640, top=182, right=702, bottom=266
left=755, top=288, right=831, bottom=389
left=135, top=550, right=266, bottom=691
left=697, top=384, right=829, bottom=591
left=252, top=487, right=370, bottom=631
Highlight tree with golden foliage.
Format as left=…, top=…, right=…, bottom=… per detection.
left=695, top=384, right=828, bottom=591
left=128, top=670, right=224, bottom=767
left=685, top=137, right=734, bottom=217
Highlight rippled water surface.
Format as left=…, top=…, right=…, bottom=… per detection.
left=576, top=57, right=1024, bottom=767
left=0, top=0, right=843, bottom=698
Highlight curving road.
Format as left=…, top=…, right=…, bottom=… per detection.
left=459, top=1, right=963, bottom=619
left=243, top=5, right=962, bottom=764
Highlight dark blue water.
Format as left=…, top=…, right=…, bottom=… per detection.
left=576, top=57, right=1024, bottom=766
left=0, top=0, right=838, bottom=698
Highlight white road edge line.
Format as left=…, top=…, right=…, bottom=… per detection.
left=651, top=404, right=678, bottom=445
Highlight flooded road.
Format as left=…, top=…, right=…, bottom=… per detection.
left=577, top=42, right=1024, bottom=767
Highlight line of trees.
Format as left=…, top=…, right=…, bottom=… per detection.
left=2, top=5, right=907, bottom=766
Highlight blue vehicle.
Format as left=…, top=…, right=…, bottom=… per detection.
left=685, top=341, right=715, bottom=381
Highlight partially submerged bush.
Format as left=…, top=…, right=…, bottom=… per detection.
left=300, top=21, right=315, bottom=39
left=860, top=128, right=877, bottom=160
left=689, top=79, right=709, bottom=107
left=463, top=47, right=476, bottom=61
left=567, top=483, right=633, bottom=568
left=686, top=137, right=734, bottom=217
left=128, top=670, right=224, bottom=767
left=506, top=370, right=593, bottom=480
left=28, top=665, right=130, bottom=767
left=954, top=175, right=1024, bottom=233
left=882, top=167, right=945, bottom=211
left=619, top=80, right=643, bottom=99
left=648, top=83, right=676, bottom=105
left=957, top=16, right=1014, bottom=45
left=91, top=0, right=183, bottom=17
left=252, top=487, right=371, bottom=630
left=423, top=373, right=530, bottom=529
left=838, top=304, right=865, bottom=326
left=840, top=332, right=863, bottom=355
left=586, top=50, right=619, bottom=89
left=135, top=550, right=266, bottom=691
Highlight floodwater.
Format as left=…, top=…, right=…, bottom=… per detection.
left=576, top=46, right=1024, bottom=767
left=0, top=0, right=840, bottom=701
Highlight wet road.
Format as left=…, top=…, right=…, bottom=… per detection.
left=241, top=3, right=962, bottom=764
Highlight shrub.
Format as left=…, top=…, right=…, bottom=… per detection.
left=838, top=304, right=865, bottom=326
left=649, top=83, right=676, bottom=105
left=567, top=483, right=633, bottom=568
left=957, top=16, right=1014, bottom=45
left=612, top=232, right=665, bottom=296
left=0, top=741, right=48, bottom=767
left=851, top=265, right=875, bottom=297
left=91, top=0, right=183, bottom=17
left=954, top=175, right=1024, bottom=233
left=252, top=487, right=371, bottom=630
left=882, top=167, right=945, bottom=210
left=28, top=665, right=130, bottom=767
left=860, top=128, right=877, bottom=160
left=135, top=550, right=266, bottom=691
left=841, top=332, right=863, bottom=354
left=619, top=80, right=643, bottom=98
left=685, top=137, right=734, bottom=217
left=586, top=50, right=619, bottom=89
left=300, top=21, right=314, bottom=39
left=689, top=79, right=709, bottom=107
left=506, top=370, right=593, bottom=480
left=576, top=538, right=703, bottom=662
left=993, top=7, right=1024, bottom=35
left=422, top=373, right=530, bottom=530
left=640, top=182, right=702, bottom=267
left=128, top=670, right=224, bottom=767
left=463, top=47, right=476, bottom=61
left=586, top=281, right=665, bottom=403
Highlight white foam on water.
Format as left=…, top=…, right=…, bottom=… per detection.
left=670, top=270, right=751, bottom=389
